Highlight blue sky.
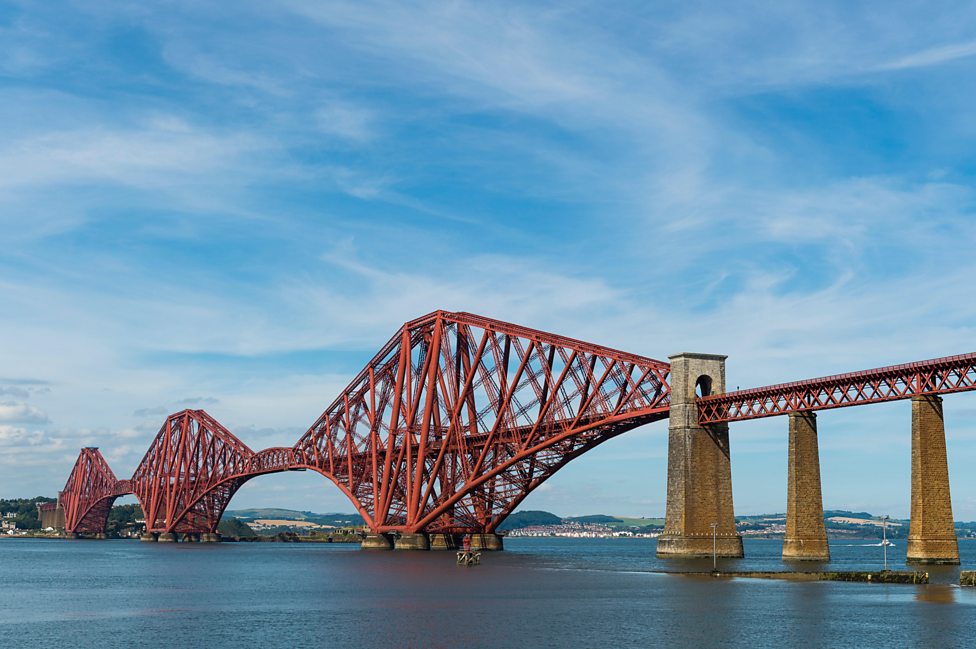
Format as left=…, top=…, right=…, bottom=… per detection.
left=2, top=1, right=976, bottom=520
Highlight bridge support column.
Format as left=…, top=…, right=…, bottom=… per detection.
left=657, top=353, right=743, bottom=558
left=157, top=532, right=178, bottom=543
left=783, top=412, right=829, bottom=561
left=361, top=533, right=393, bottom=550
left=140, top=532, right=158, bottom=542
left=201, top=532, right=221, bottom=543
left=394, top=533, right=430, bottom=550
left=470, top=533, right=504, bottom=551
left=907, top=395, right=959, bottom=565
left=95, top=532, right=108, bottom=540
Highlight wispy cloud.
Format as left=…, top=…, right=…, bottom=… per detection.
left=877, top=39, right=976, bottom=71
left=314, top=102, right=379, bottom=142
left=0, top=118, right=262, bottom=193
left=132, top=407, right=168, bottom=418
left=176, top=397, right=220, bottom=406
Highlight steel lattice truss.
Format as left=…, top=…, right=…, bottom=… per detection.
left=57, top=313, right=976, bottom=537
left=293, top=311, right=672, bottom=533
left=59, top=311, right=671, bottom=536
left=61, top=448, right=124, bottom=535
left=697, top=352, right=976, bottom=424
left=130, top=410, right=258, bottom=534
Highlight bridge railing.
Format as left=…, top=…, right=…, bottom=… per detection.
left=697, top=352, right=976, bottom=424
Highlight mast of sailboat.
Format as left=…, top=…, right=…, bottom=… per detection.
left=882, top=514, right=889, bottom=571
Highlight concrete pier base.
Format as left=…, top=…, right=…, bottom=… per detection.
left=68, top=532, right=80, bottom=540
left=180, top=533, right=200, bottom=543
left=361, top=533, right=393, bottom=550
left=783, top=412, right=830, bottom=561
left=201, top=533, right=221, bottom=543
left=394, top=533, right=430, bottom=551
left=429, top=533, right=460, bottom=550
left=656, top=535, right=744, bottom=558
left=906, top=396, right=959, bottom=565
left=657, top=353, right=743, bottom=559
left=157, top=532, right=178, bottom=543
left=782, top=538, right=830, bottom=561
left=140, top=533, right=158, bottom=542
left=95, top=532, right=108, bottom=540
left=470, top=533, right=504, bottom=551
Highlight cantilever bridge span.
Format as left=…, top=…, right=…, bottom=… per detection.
left=60, top=311, right=672, bottom=543
left=58, top=310, right=976, bottom=561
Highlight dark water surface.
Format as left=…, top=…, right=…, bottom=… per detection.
left=2, top=537, right=974, bottom=648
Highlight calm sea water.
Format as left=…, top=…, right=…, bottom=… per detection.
left=2, top=537, right=974, bottom=648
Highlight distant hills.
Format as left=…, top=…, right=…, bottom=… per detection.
left=219, top=507, right=976, bottom=540
left=498, top=509, right=976, bottom=539
left=224, top=508, right=365, bottom=528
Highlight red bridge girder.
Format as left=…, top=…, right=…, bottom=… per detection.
left=61, top=447, right=125, bottom=535
left=59, top=310, right=671, bottom=536
left=130, top=410, right=257, bottom=535
left=58, top=313, right=976, bottom=537
left=292, top=311, right=671, bottom=533
left=697, top=352, right=976, bottom=424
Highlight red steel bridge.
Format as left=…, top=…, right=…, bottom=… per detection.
left=58, top=310, right=976, bottom=546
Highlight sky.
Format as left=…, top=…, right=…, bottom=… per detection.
left=2, top=1, right=976, bottom=520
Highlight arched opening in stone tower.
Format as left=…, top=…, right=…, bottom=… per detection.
left=695, top=375, right=713, bottom=398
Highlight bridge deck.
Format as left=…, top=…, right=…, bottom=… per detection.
left=697, top=352, right=976, bottom=423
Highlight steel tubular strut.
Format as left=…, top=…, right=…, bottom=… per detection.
left=63, top=313, right=969, bottom=538
left=58, top=311, right=672, bottom=536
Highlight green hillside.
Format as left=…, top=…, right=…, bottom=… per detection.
left=497, top=510, right=562, bottom=530
left=224, top=509, right=366, bottom=527
left=0, top=497, right=56, bottom=530
left=566, top=515, right=622, bottom=524
left=218, top=517, right=258, bottom=538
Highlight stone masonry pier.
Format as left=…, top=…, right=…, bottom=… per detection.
left=906, top=395, right=959, bottom=565
left=656, top=353, right=743, bottom=558
left=782, top=412, right=829, bottom=561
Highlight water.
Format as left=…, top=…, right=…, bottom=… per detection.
left=2, top=537, right=974, bottom=648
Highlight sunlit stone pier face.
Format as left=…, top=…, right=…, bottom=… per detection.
left=907, top=395, right=959, bottom=565
left=657, top=353, right=743, bottom=559
left=782, top=412, right=829, bottom=561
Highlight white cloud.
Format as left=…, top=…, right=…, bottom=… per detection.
left=0, top=402, right=49, bottom=424
left=0, top=425, right=33, bottom=445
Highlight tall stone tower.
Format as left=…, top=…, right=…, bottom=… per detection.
left=656, top=353, right=743, bottom=558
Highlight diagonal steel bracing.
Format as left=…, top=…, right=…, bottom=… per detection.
left=60, top=312, right=976, bottom=538
left=697, top=352, right=976, bottom=424
left=60, top=311, right=672, bottom=536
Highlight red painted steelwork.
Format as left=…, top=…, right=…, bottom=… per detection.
left=130, top=410, right=259, bottom=535
left=292, top=311, right=672, bottom=533
left=61, top=448, right=126, bottom=535
left=59, top=310, right=672, bottom=536
left=58, top=312, right=976, bottom=537
left=697, top=352, right=976, bottom=424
